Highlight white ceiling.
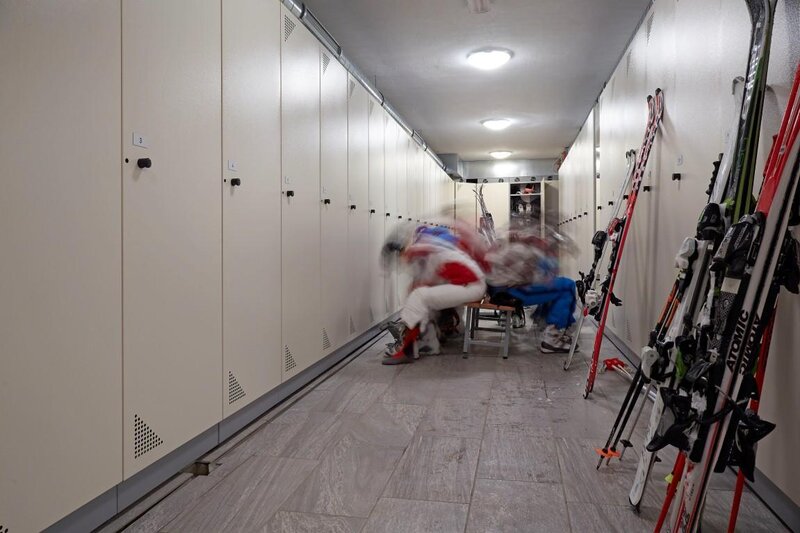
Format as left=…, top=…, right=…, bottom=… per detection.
left=303, top=0, right=651, bottom=161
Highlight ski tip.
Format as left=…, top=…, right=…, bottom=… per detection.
left=594, top=447, right=621, bottom=460
left=665, top=473, right=674, bottom=484
left=655, top=87, right=662, bottom=95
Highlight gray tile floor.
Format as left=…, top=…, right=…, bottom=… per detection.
left=106, top=322, right=788, bottom=533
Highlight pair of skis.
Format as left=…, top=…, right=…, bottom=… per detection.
left=670, top=55, right=800, bottom=533
left=564, top=149, right=636, bottom=371
left=562, top=89, right=665, bottom=402
left=593, top=0, right=779, bottom=518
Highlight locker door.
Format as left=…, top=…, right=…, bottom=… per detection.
left=347, top=78, right=371, bottom=335
left=222, top=0, right=281, bottom=418
left=0, top=4, right=122, bottom=530
left=320, top=52, right=349, bottom=352
left=395, top=135, right=410, bottom=308
left=368, top=99, right=386, bottom=323
left=397, top=135, right=409, bottom=223
left=122, top=0, right=222, bottom=477
left=281, top=8, right=321, bottom=379
left=383, top=117, right=398, bottom=313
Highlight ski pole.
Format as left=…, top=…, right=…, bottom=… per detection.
left=655, top=452, right=686, bottom=532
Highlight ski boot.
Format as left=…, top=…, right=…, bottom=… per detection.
left=383, top=326, right=420, bottom=365
left=541, top=325, right=572, bottom=354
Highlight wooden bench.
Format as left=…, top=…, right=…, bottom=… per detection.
left=462, top=298, right=514, bottom=359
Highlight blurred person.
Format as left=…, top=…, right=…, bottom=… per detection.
left=483, top=226, right=578, bottom=353
left=381, top=223, right=487, bottom=365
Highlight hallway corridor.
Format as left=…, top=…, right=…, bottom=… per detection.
left=99, top=325, right=786, bottom=532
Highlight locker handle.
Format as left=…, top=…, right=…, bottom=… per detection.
left=137, top=158, right=152, bottom=169
left=230, top=178, right=241, bottom=187
left=351, top=205, right=358, bottom=210
left=323, top=198, right=331, bottom=205
left=385, top=212, right=391, bottom=217
left=369, top=208, right=375, bottom=214
left=397, top=215, right=402, bottom=219
left=286, top=190, right=295, bottom=197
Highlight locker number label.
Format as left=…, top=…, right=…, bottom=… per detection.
left=132, top=132, right=149, bottom=148
left=228, top=159, right=239, bottom=172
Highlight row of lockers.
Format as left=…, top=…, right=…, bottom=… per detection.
left=0, top=1, right=455, bottom=531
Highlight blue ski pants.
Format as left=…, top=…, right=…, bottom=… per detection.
left=489, top=277, right=577, bottom=329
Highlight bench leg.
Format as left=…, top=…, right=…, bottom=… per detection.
left=462, top=307, right=471, bottom=358
left=502, top=310, right=511, bottom=359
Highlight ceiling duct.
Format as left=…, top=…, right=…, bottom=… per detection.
left=301, top=7, right=341, bottom=56
left=384, top=103, right=413, bottom=136
left=280, top=0, right=446, bottom=172
left=438, top=153, right=464, bottom=179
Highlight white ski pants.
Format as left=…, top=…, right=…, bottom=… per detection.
left=401, top=281, right=486, bottom=329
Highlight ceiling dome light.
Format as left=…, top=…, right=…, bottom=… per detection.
left=490, top=150, right=512, bottom=159
left=467, top=49, right=512, bottom=70
left=481, top=118, right=511, bottom=131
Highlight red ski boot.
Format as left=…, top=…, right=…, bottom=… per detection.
left=382, top=326, right=420, bottom=365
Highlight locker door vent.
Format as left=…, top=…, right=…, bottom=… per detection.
left=283, top=15, right=296, bottom=41
left=322, top=328, right=332, bottom=350
left=624, top=315, right=633, bottom=343
left=228, top=371, right=246, bottom=405
left=349, top=80, right=356, bottom=98
left=284, top=345, right=297, bottom=372
left=645, top=12, right=654, bottom=43
left=322, top=53, right=331, bottom=74
left=349, top=316, right=356, bottom=334
left=134, top=414, right=164, bottom=459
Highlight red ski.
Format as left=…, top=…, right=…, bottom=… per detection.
left=583, top=89, right=664, bottom=398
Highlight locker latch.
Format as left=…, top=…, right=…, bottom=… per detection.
left=323, top=198, right=331, bottom=204
left=230, top=178, right=241, bottom=187
left=286, top=190, right=295, bottom=197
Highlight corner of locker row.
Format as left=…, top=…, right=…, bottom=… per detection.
left=556, top=0, right=800, bottom=530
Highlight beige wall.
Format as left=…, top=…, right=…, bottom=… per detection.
left=559, top=0, right=800, bottom=507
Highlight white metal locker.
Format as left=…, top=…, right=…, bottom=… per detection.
left=397, top=134, right=409, bottom=223
left=395, top=135, right=411, bottom=308
left=0, top=3, right=122, bottom=530
left=411, top=144, right=423, bottom=223
left=384, top=118, right=398, bottom=313
left=320, top=52, right=349, bottom=352
left=347, top=78, right=371, bottom=336
left=281, top=8, right=322, bottom=379
left=368, top=99, right=386, bottom=323
left=122, top=0, right=222, bottom=477
left=222, top=0, right=282, bottom=417
left=456, top=182, right=478, bottom=228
